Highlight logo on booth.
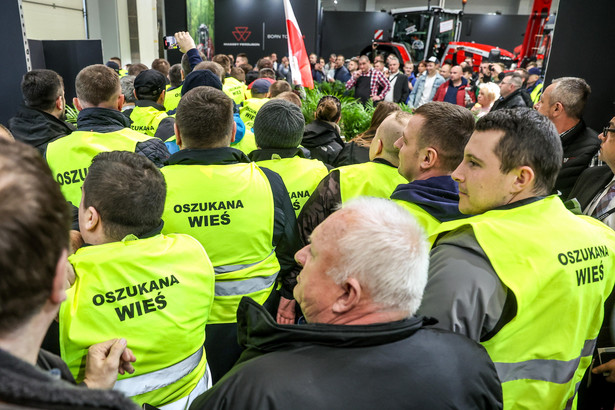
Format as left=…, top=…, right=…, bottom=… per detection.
left=233, top=27, right=251, bottom=42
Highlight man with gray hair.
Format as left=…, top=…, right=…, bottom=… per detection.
left=535, top=76, right=599, bottom=197
left=489, top=72, right=531, bottom=111
left=189, top=197, right=503, bottom=410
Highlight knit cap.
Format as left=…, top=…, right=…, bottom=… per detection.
left=182, top=69, right=223, bottom=96
left=254, top=99, right=305, bottom=149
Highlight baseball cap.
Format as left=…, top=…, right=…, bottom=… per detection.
left=252, top=79, right=271, bottom=94
left=134, top=69, right=167, bottom=97
left=528, top=67, right=541, bottom=76
left=427, top=56, right=440, bottom=65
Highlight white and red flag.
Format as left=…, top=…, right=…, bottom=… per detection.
left=283, top=0, right=314, bottom=89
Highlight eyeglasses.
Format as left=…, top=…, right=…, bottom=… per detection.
left=603, top=126, right=615, bottom=137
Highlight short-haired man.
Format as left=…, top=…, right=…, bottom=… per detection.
left=408, top=56, right=445, bottom=108
left=298, top=111, right=410, bottom=243
left=267, top=80, right=292, bottom=98
left=249, top=99, right=329, bottom=217
left=330, top=54, right=350, bottom=83
left=419, top=108, right=615, bottom=408
left=0, top=141, right=139, bottom=409
left=127, top=69, right=175, bottom=140
left=110, top=56, right=127, bottom=76
left=164, top=64, right=183, bottom=111
left=345, top=55, right=391, bottom=105
left=525, top=67, right=543, bottom=104
left=235, top=53, right=248, bottom=67
left=189, top=197, right=503, bottom=410
left=45, top=64, right=169, bottom=207
left=391, top=102, right=475, bottom=234
left=60, top=151, right=215, bottom=408
left=489, top=72, right=531, bottom=111
left=384, top=55, right=410, bottom=103
left=160, top=86, right=300, bottom=383
left=439, top=62, right=452, bottom=80
left=120, top=75, right=137, bottom=112
left=535, top=77, right=599, bottom=197
left=9, top=69, right=75, bottom=153
left=214, top=53, right=247, bottom=105
left=240, top=78, right=270, bottom=133
left=433, top=65, right=475, bottom=107
left=151, top=58, right=171, bottom=79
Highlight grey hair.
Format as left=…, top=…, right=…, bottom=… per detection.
left=504, top=72, right=523, bottom=89
left=550, top=77, right=591, bottom=119
left=329, top=197, right=429, bottom=315
left=120, top=75, right=136, bottom=104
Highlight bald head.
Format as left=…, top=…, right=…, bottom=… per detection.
left=370, top=111, right=412, bottom=164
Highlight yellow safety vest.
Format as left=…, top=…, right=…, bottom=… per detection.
left=232, top=128, right=257, bottom=156
left=60, top=233, right=215, bottom=407
left=46, top=129, right=153, bottom=206
left=433, top=196, right=615, bottom=409
left=161, top=162, right=280, bottom=324
left=119, top=69, right=128, bottom=77
left=530, top=82, right=544, bottom=105
left=256, top=155, right=329, bottom=217
left=130, top=105, right=169, bottom=137
left=164, top=84, right=183, bottom=112
left=223, top=77, right=248, bottom=105
left=335, top=161, right=407, bottom=203
left=393, top=199, right=442, bottom=239
left=240, top=98, right=269, bottom=131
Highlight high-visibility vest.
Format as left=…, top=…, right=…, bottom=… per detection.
left=530, top=82, right=544, bottom=105
left=130, top=105, right=169, bottom=137
left=256, top=156, right=329, bottom=217
left=432, top=195, right=615, bottom=409
left=119, top=69, right=128, bottom=77
left=164, top=84, right=183, bottom=112
left=239, top=98, right=269, bottom=131
left=46, top=129, right=153, bottom=206
left=393, top=199, right=442, bottom=239
left=232, top=128, right=257, bottom=156
left=223, top=77, right=247, bottom=105
left=60, top=233, right=215, bottom=407
left=161, top=162, right=280, bottom=324
left=334, top=161, right=407, bottom=203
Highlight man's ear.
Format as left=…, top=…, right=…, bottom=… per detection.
left=55, top=95, right=64, bottom=112
left=332, top=278, right=362, bottom=314
left=551, top=101, right=564, bottom=118
left=174, top=123, right=183, bottom=148
left=50, top=249, right=69, bottom=304
left=83, top=205, right=101, bottom=233
left=230, top=121, right=237, bottom=144
left=117, top=94, right=125, bottom=111
left=419, top=147, right=438, bottom=171
left=73, top=97, right=83, bottom=111
left=511, top=165, right=535, bottom=193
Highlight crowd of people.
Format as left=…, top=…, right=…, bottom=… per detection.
left=1, top=29, right=614, bottom=410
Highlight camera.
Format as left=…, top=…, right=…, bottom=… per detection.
left=164, top=36, right=178, bottom=50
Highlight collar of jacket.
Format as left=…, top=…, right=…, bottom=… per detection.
left=76, top=107, right=131, bottom=132
left=372, top=157, right=396, bottom=168
left=165, top=146, right=250, bottom=166
left=559, top=118, right=585, bottom=143
left=248, top=147, right=306, bottom=161
left=135, top=99, right=166, bottom=111
left=234, top=297, right=437, bottom=364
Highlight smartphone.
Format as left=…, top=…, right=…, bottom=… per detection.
left=598, top=347, right=615, bottom=365
left=164, top=36, right=178, bottom=50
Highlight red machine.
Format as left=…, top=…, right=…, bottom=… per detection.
left=516, top=0, right=553, bottom=66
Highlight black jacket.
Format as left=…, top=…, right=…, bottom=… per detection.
left=8, top=106, right=75, bottom=154
left=333, top=140, right=370, bottom=167
left=389, top=71, right=410, bottom=103
left=567, top=165, right=613, bottom=208
left=301, top=119, right=344, bottom=166
left=0, top=348, right=138, bottom=410
left=553, top=120, right=600, bottom=198
left=189, top=298, right=503, bottom=410
left=74, top=107, right=169, bottom=167
left=490, top=88, right=532, bottom=111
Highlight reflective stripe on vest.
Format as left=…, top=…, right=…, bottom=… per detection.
left=223, top=77, right=247, bottom=105
left=161, top=162, right=279, bottom=324
left=256, top=156, right=329, bottom=217
left=240, top=98, right=269, bottom=130
left=130, top=105, right=169, bottom=137
left=60, top=233, right=215, bottom=407
left=433, top=196, right=615, bottom=409
left=335, top=161, right=407, bottom=203
left=114, top=348, right=204, bottom=397
left=46, top=128, right=153, bottom=206
left=494, top=338, right=596, bottom=384
left=164, top=85, right=183, bottom=112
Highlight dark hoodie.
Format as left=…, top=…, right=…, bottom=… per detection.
left=301, top=119, right=344, bottom=166
left=390, top=175, right=466, bottom=222
left=8, top=106, right=75, bottom=154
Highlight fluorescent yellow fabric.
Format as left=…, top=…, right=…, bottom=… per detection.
left=335, top=161, right=407, bottom=203
left=240, top=98, right=269, bottom=131
left=161, top=162, right=279, bottom=324
left=223, top=77, right=247, bottom=105
left=232, top=129, right=257, bottom=155
left=130, top=105, right=169, bottom=137
left=60, top=233, right=215, bottom=407
left=164, top=85, right=183, bottom=112
left=393, top=199, right=441, bottom=240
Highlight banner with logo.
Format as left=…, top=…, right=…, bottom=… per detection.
left=214, top=0, right=318, bottom=65
left=187, top=0, right=215, bottom=60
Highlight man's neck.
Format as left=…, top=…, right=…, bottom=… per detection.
left=555, top=116, right=581, bottom=135
left=324, top=307, right=409, bottom=325
left=452, top=79, right=462, bottom=87
left=0, top=309, right=54, bottom=365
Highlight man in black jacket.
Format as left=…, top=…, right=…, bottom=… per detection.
left=189, top=197, right=503, bottom=410
left=0, top=140, right=138, bottom=410
left=384, top=55, right=410, bottom=103
left=8, top=69, right=75, bottom=154
left=535, top=76, right=599, bottom=197
left=490, top=72, right=531, bottom=111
